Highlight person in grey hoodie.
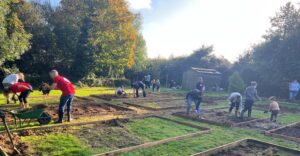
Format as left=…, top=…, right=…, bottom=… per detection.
left=240, top=81, right=261, bottom=119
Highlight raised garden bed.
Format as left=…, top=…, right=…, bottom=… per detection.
left=0, top=116, right=210, bottom=156
left=173, top=109, right=262, bottom=127
left=192, top=138, right=300, bottom=156
left=265, top=122, right=300, bottom=143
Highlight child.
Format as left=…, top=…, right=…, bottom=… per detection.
left=268, top=96, right=280, bottom=122
left=156, top=79, right=161, bottom=92
left=115, top=86, right=126, bottom=96
left=8, top=82, right=33, bottom=108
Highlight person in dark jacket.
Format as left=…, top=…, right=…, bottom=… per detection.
left=240, top=81, right=261, bottom=119
left=132, top=81, right=146, bottom=98
left=186, top=89, right=203, bottom=117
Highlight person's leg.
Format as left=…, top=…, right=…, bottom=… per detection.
left=3, top=83, right=10, bottom=104
left=56, top=96, right=69, bottom=123
left=273, top=110, right=278, bottom=122
left=186, top=97, right=192, bottom=115
left=270, top=111, right=274, bottom=121
left=22, top=90, right=31, bottom=108
left=18, top=93, right=25, bottom=108
left=235, top=102, right=240, bottom=117
left=294, top=91, right=299, bottom=101
left=195, top=99, right=202, bottom=116
left=142, top=87, right=146, bottom=97
left=248, top=101, right=253, bottom=118
left=228, top=102, right=234, bottom=114
left=289, top=91, right=293, bottom=101
left=240, top=100, right=249, bottom=119
left=66, top=94, right=74, bottom=122
left=135, top=88, right=139, bottom=97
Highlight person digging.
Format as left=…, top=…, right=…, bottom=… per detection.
left=240, top=81, right=261, bottom=120
left=131, top=81, right=146, bottom=98
left=4, top=82, right=33, bottom=108
left=49, top=70, right=75, bottom=124
left=227, top=92, right=242, bottom=118
left=2, top=72, right=25, bottom=104
left=186, top=89, right=203, bottom=118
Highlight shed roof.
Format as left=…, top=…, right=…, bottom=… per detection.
left=190, top=67, right=222, bottom=75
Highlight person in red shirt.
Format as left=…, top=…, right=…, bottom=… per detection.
left=6, top=82, right=32, bottom=108
left=49, top=70, right=75, bottom=123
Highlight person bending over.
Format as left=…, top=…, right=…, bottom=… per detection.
left=186, top=89, right=203, bottom=118
left=49, top=70, right=75, bottom=123
left=115, top=86, right=126, bottom=97
left=132, top=81, right=146, bottom=98
left=7, top=82, right=32, bottom=108
left=227, top=92, right=242, bottom=118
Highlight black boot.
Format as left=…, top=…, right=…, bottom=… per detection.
left=55, top=112, right=63, bottom=124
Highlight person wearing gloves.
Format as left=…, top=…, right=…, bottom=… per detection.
left=227, top=92, right=242, bottom=118
left=5, top=82, right=33, bottom=108
left=240, top=81, right=261, bottom=119
left=2, top=73, right=25, bottom=104
left=186, top=89, right=203, bottom=118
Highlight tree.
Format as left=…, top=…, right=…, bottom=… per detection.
left=0, top=0, right=31, bottom=70
left=228, top=72, right=245, bottom=93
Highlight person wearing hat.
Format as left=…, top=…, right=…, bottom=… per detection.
left=49, top=70, right=75, bottom=123
left=267, top=96, right=280, bottom=122
left=240, top=81, right=261, bottom=119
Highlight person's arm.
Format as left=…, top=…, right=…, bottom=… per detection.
left=50, top=83, right=58, bottom=90
left=254, top=90, right=261, bottom=101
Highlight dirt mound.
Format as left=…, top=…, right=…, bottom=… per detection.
left=0, top=133, right=29, bottom=156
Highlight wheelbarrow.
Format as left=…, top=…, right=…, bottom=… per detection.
left=7, top=104, right=52, bottom=127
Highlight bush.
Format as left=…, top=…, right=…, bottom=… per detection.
left=228, top=72, right=245, bottom=93
left=77, top=73, right=131, bottom=87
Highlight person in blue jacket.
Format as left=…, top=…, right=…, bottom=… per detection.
left=132, top=81, right=146, bottom=98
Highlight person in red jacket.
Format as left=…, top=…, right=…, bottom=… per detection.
left=6, top=82, right=32, bottom=108
left=49, top=70, right=75, bottom=123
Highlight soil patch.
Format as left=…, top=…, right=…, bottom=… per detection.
left=238, top=119, right=282, bottom=132
left=174, top=109, right=258, bottom=127
left=273, top=123, right=300, bottom=138
left=0, top=133, right=29, bottom=156
left=193, top=139, right=300, bottom=156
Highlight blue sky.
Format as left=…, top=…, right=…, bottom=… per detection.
left=47, top=0, right=299, bottom=61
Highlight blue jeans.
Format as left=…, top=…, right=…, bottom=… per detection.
left=59, top=94, right=74, bottom=114
left=186, top=96, right=201, bottom=115
left=289, top=91, right=298, bottom=101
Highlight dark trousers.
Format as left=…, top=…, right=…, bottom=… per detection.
left=241, top=99, right=254, bottom=118
left=59, top=94, right=75, bottom=114
left=145, top=81, right=151, bottom=89
left=229, top=102, right=240, bottom=115
left=271, top=110, right=279, bottom=122
left=18, top=90, right=31, bottom=104
left=136, top=87, right=146, bottom=97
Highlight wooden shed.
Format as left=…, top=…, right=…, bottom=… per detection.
left=182, top=67, right=222, bottom=90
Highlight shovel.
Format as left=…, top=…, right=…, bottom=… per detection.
left=0, top=110, right=21, bottom=155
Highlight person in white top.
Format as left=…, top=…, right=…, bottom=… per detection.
left=227, top=92, right=243, bottom=118
left=2, top=73, right=25, bottom=104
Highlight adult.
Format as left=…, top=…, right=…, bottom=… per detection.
left=240, top=81, right=261, bottom=119
left=196, top=77, right=205, bottom=92
left=2, top=73, right=25, bottom=104
left=156, top=79, right=161, bottom=92
left=49, top=70, right=75, bottom=123
left=227, top=92, right=242, bottom=118
left=289, top=80, right=300, bottom=102
left=132, top=81, right=146, bottom=98
left=6, top=82, right=32, bottom=108
left=144, top=74, right=151, bottom=89
left=186, top=89, right=203, bottom=117
left=151, top=79, right=156, bottom=92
